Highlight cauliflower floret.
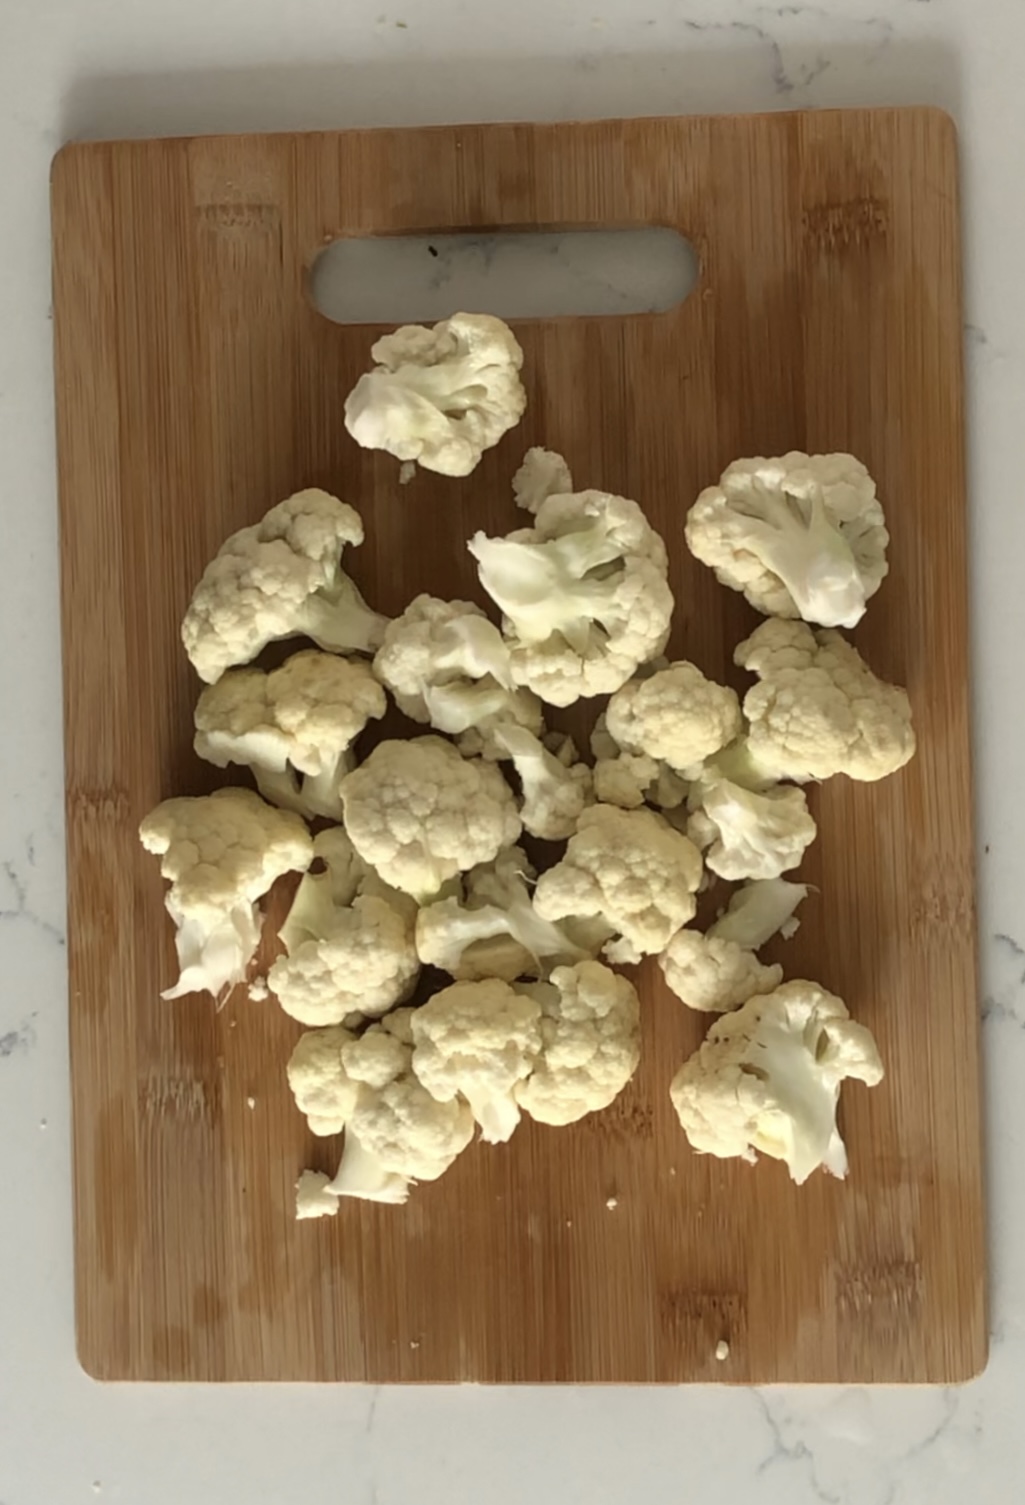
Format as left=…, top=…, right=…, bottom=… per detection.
left=411, top=978, right=543, bottom=1143
left=589, top=713, right=621, bottom=763
left=605, top=661, right=742, bottom=774
left=271, top=895, right=419, bottom=1027
left=686, top=452, right=889, bottom=628
left=194, top=650, right=386, bottom=820
left=593, top=753, right=687, bottom=811
left=282, top=824, right=367, bottom=923
left=533, top=804, right=703, bottom=965
left=294, top=1170, right=339, bottom=1220
left=373, top=594, right=541, bottom=757
left=492, top=724, right=593, bottom=840
left=515, top=961, right=641, bottom=1126
left=139, top=786, right=313, bottom=1003
left=329, top=1010, right=476, bottom=1203
left=659, top=928, right=782, bottom=1013
left=269, top=827, right=419, bottom=1026
left=709, top=878, right=809, bottom=948
left=513, top=447, right=574, bottom=514
left=181, top=490, right=388, bottom=684
left=593, top=752, right=658, bottom=809
left=589, top=713, right=687, bottom=812
left=340, top=736, right=521, bottom=900
left=695, top=736, right=780, bottom=793
left=343, top=312, right=526, bottom=477
left=286, top=1024, right=360, bottom=1135
left=686, top=776, right=817, bottom=881
left=469, top=486, right=673, bottom=706
left=735, top=618, right=916, bottom=782
left=415, top=845, right=592, bottom=982
left=669, top=981, right=884, bottom=1183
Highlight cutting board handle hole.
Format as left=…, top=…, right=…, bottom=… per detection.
left=309, top=227, right=697, bottom=325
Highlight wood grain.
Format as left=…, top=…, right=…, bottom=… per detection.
left=51, top=109, right=985, bottom=1383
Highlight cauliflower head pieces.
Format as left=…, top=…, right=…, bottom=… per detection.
left=515, top=961, right=641, bottom=1126
left=686, top=451, right=888, bottom=628
left=735, top=618, right=915, bottom=782
left=606, top=660, right=742, bottom=773
left=411, top=977, right=543, bottom=1143
left=344, top=312, right=526, bottom=477
left=533, top=803, right=703, bottom=964
left=181, top=489, right=388, bottom=684
left=139, top=786, right=313, bottom=1002
left=469, top=487, right=673, bottom=706
left=340, top=736, right=522, bottom=900
left=669, top=980, right=884, bottom=1183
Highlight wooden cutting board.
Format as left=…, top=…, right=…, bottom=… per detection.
left=51, top=108, right=985, bottom=1384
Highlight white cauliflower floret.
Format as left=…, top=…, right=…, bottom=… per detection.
left=513, top=447, right=574, bottom=514
left=492, top=724, right=593, bottom=840
left=669, top=981, right=884, bottom=1183
left=181, top=490, right=388, bottom=684
left=589, top=713, right=687, bottom=811
left=593, top=752, right=658, bottom=809
left=686, top=776, right=816, bottom=881
left=139, top=786, right=313, bottom=1003
left=411, top=978, right=543, bottom=1143
left=373, top=593, right=541, bottom=757
left=686, top=452, right=889, bottom=628
left=593, top=754, right=687, bottom=811
left=286, top=1024, right=359, bottom=1136
left=735, top=618, right=916, bottom=782
left=659, top=928, right=782, bottom=1014
left=415, top=845, right=592, bottom=982
left=269, top=827, right=419, bottom=1026
left=709, top=878, right=809, bottom=948
left=194, top=649, right=386, bottom=820
left=515, top=961, right=640, bottom=1126
left=469, top=486, right=673, bottom=706
left=605, top=661, right=742, bottom=773
left=271, top=896, right=418, bottom=1027
left=330, top=1010, right=476, bottom=1203
left=294, top=1170, right=339, bottom=1220
left=340, top=736, right=521, bottom=900
left=533, top=804, right=703, bottom=965
left=695, top=736, right=779, bottom=793
left=343, top=312, right=526, bottom=477
left=589, top=713, right=621, bottom=763
left=283, top=824, right=367, bottom=920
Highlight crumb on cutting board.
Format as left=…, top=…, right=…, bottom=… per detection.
left=295, top=1170, right=339, bottom=1220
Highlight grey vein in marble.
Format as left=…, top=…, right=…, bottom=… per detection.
left=0, top=1016, right=37, bottom=1058
left=983, top=933, right=1025, bottom=1030
left=0, top=849, right=65, bottom=946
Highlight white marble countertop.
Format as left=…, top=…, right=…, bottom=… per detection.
left=2, top=1, right=1023, bottom=1500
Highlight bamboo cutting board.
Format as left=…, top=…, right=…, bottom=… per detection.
left=51, top=108, right=985, bottom=1384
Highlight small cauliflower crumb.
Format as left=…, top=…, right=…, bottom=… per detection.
left=295, top=1169, right=340, bottom=1220
left=248, top=978, right=269, bottom=1002
left=715, top=1340, right=730, bottom=1362
left=605, top=1196, right=619, bottom=1211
